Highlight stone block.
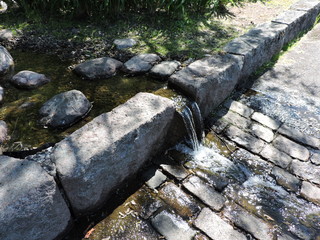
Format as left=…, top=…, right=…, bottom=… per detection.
left=160, top=164, right=189, bottom=180
left=51, top=93, right=175, bottom=214
left=223, top=99, right=254, bottom=118
left=278, top=124, right=320, bottom=150
left=194, top=208, right=246, bottom=240
left=250, top=122, right=274, bottom=142
left=225, top=125, right=265, bottom=154
left=271, top=166, right=301, bottom=192
left=290, top=160, right=320, bottom=184
left=217, top=108, right=251, bottom=129
left=260, top=144, right=293, bottom=169
left=194, top=168, right=229, bottom=191
left=151, top=210, right=196, bottom=240
left=169, top=54, right=243, bottom=117
left=273, top=9, right=317, bottom=45
left=224, top=22, right=287, bottom=81
left=311, top=151, right=320, bottom=165
left=300, top=181, right=320, bottom=205
left=183, top=175, right=226, bottom=211
left=144, top=169, right=167, bottom=189
left=273, top=135, right=310, bottom=161
left=206, top=117, right=229, bottom=134
left=224, top=203, right=274, bottom=240
left=0, top=156, right=71, bottom=240
left=251, top=112, right=281, bottom=130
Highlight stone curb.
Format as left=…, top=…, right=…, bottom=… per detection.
left=169, top=0, right=320, bottom=118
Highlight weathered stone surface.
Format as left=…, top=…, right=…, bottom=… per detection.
left=271, top=166, right=301, bottom=192
left=300, top=181, right=320, bottom=205
left=39, top=90, right=92, bottom=128
left=224, top=22, right=287, bottom=81
left=250, top=122, right=274, bottom=142
left=160, top=164, right=189, bottom=180
left=273, top=9, right=317, bottom=45
left=278, top=124, right=320, bottom=150
left=224, top=203, right=274, bottom=240
left=0, top=156, right=71, bottom=240
left=217, top=108, right=251, bottom=130
left=290, top=160, right=320, bottom=184
left=0, top=46, right=13, bottom=76
left=194, top=168, right=229, bottom=191
left=145, top=170, right=167, bottom=189
left=223, top=99, right=254, bottom=118
left=251, top=112, right=281, bottom=130
left=0, top=120, right=8, bottom=143
left=150, top=60, right=180, bottom=80
left=183, top=175, right=226, bottom=211
left=122, top=54, right=161, bottom=74
left=260, top=144, right=293, bottom=169
left=225, top=125, right=265, bottom=154
left=0, top=85, right=3, bottom=102
left=0, top=29, right=13, bottom=41
left=151, top=210, right=196, bottom=240
left=169, top=54, right=243, bottom=117
left=159, top=182, right=200, bottom=218
left=207, top=117, right=229, bottom=134
left=113, top=38, right=137, bottom=49
left=0, top=1, right=8, bottom=13
left=194, top=233, right=210, bottom=240
left=11, top=70, right=50, bottom=89
left=273, top=135, right=310, bottom=161
left=51, top=93, right=175, bottom=214
left=73, top=57, right=123, bottom=80
left=194, top=208, right=247, bottom=240
left=311, top=151, right=320, bottom=165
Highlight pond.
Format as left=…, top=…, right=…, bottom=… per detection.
left=0, top=50, right=165, bottom=152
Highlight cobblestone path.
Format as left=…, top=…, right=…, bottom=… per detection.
left=84, top=23, right=320, bottom=240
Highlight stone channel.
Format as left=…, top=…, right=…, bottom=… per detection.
left=0, top=0, right=320, bottom=239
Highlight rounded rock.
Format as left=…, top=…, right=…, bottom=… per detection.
left=0, top=46, right=14, bottom=77
left=39, top=90, right=92, bottom=128
left=11, top=70, right=51, bottom=89
left=0, top=120, right=8, bottom=143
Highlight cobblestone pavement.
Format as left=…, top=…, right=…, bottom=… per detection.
left=84, top=24, right=320, bottom=240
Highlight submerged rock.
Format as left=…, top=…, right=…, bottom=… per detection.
left=113, top=38, right=137, bottom=49
left=73, top=57, right=123, bottom=80
left=11, top=70, right=50, bottom=89
left=150, top=60, right=181, bottom=80
left=39, top=90, right=91, bottom=128
left=122, top=54, right=161, bottom=74
left=0, top=120, right=8, bottom=143
left=0, top=46, right=13, bottom=77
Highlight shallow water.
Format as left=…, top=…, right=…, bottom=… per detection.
left=0, top=50, right=165, bottom=151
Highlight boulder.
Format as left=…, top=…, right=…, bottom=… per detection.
left=0, top=29, right=13, bottom=41
left=73, top=57, right=123, bottom=80
left=0, top=46, right=13, bottom=77
left=113, top=38, right=137, bottom=49
left=0, top=85, right=3, bottom=102
left=0, top=1, right=7, bottom=13
left=0, top=120, right=7, bottom=143
left=51, top=93, right=175, bottom=214
left=0, top=155, right=71, bottom=240
left=11, top=70, right=50, bottom=89
left=39, top=90, right=92, bottom=128
left=122, top=54, right=161, bottom=74
left=150, top=60, right=181, bottom=80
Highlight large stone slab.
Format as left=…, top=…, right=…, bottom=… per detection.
left=0, top=46, right=14, bottom=77
left=224, top=22, right=287, bottom=82
left=0, top=156, right=71, bottom=240
left=51, top=93, right=176, bottom=214
left=169, top=54, right=243, bottom=117
left=73, top=57, right=123, bottom=80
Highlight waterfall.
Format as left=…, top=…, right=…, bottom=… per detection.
left=180, top=102, right=204, bottom=151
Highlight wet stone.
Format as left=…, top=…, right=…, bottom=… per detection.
left=160, top=164, right=189, bottom=181
left=225, top=125, right=265, bottom=154
left=183, top=175, right=226, bottom=211
left=290, top=160, right=320, bottom=185
left=311, top=151, right=320, bottom=165
left=151, top=210, right=196, bottom=240
left=144, top=169, right=167, bottom=189
left=224, top=203, right=274, bottom=240
left=250, top=122, right=274, bottom=142
left=11, top=70, right=51, bottom=89
left=271, top=166, right=301, bottom=192
left=273, top=135, right=310, bottom=161
left=194, top=208, right=247, bottom=240
left=217, top=108, right=251, bottom=130
left=259, top=144, right=293, bottom=169
left=277, top=233, right=297, bottom=240
left=300, top=181, right=320, bottom=205
left=251, top=112, right=281, bottom=130
left=150, top=60, right=180, bottom=80
left=194, top=233, right=210, bottom=240
left=278, top=124, right=320, bottom=150
left=206, top=117, right=229, bottom=134
left=159, top=182, right=201, bottom=218
left=194, top=168, right=229, bottom=191
left=223, top=99, right=254, bottom=118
